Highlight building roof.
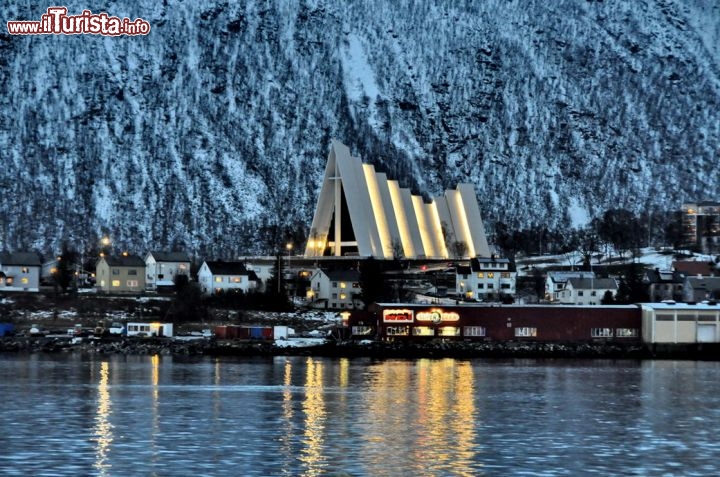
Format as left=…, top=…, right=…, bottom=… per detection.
left=469, top=257, right=514, bottom=272
left=320, top=268, right=360, bottom=282
left=685, top=277, right=720, bottom=292
left=547, top=271, right=596, bottom=282
left=456, top=265, right=472, bottom=275
left=567, top=277, right=618, bottom=290
left=204, top=261, right=258, bottom=280
left=673, top=261, right=714, bottom=277
left=645, top=269, right=684, bottom=284
left=147, top=252, right=191, bottom=263
left=0, top=252, right=42, bottom=266
left=101, top=255, right=146, bottom=267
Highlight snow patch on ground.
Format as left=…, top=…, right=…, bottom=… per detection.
left=567, top=196, right=590, bottom=229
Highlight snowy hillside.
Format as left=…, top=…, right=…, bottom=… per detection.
left=1, top=0, right=719, bottom=257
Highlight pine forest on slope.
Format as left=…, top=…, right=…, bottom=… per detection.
left=0, top=0, right=718, bottom=257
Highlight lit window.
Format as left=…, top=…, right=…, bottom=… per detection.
left=127, top=280, right=138, bottom=287
left=339, top=293, right=347, bottom=300
left=232, top=277, right=241, bottom=283
left=5, top=278, right=12, bottom=285
left=591, top=328, right=613, bottom=338
left=179, top=264, right=187, bottom=270
left=21, top=267, right=29, bottom=273
left=464, top=326, right=486, bottom=337
left=477, top=273, right=484, bottom=278
left=501, top=272, right=510, bottom=278
left=412, top=326, right=435, bottom=336
left=514, top=327, right=537, bottom=337
left=616, top=328, right=639, bottom=338
left=438, top=327, right=460, bottom=337
left=21, top=277, right=29, bottom=284
left=111, top=280, right=121, bottom=287
left=487, top=272, right=494, bottom=278
left=340, top=282, right=346, bottom=289
left=215, top=276, right=222, bottom=283
left=386, top=326, right=409, bottom=336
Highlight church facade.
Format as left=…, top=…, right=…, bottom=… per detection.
left=304, top=140, right=490, bottom=260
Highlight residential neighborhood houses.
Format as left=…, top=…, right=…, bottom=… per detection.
left=1, top=246, right=719, bottom=310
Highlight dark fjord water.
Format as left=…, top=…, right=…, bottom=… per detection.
left=1, top=354, right=719, bottom=476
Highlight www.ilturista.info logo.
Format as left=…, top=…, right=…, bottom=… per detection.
left=7, top=7, right=150, bottom=36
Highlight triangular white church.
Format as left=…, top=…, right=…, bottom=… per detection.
left=304, top=140, right=491, bottom=260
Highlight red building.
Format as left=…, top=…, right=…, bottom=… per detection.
left=349, top=303, right=641, bottom=343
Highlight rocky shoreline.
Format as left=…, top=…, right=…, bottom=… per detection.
left=4, top=335, right=719, bottom=360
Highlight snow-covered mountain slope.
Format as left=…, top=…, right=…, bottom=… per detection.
left=1, top=0, right=718, bottom=257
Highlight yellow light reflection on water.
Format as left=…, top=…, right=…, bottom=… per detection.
left=361, top=359, right=479, bottom=476
left=299, top=357, right=327, bottom=477
left=93, top=361, right=113, bottom=476
left=150, top=354, right=160, bottom=467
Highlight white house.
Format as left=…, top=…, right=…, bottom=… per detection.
left=198, top=261, right=260, bottom=296
left=145, top=252, right=191, bottom=289
left=545, top=271, right=596, bottom=302
left=455, top=257, right=516, bottom=301
left=0, top=252, right=41, bottom=292
left=307, top=268, right=363, bottom=310
left=556, top=277, right=618, bottom=305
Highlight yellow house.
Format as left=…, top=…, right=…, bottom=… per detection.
left=96, top=255, right=146, bottom=294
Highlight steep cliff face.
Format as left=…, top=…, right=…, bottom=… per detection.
left=1, top=0, right=718, bottom=257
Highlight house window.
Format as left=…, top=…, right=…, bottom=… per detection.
left=340, top=282, right=346, bottom=289
left=477, top=273, right=484, bottom=278
left=111, top=280, right=121, bottom=287
left=462, top=274, right=468, bottom=279
left=464, top=326, right=486, bottom=337
left=112, top=269, right=120, bottom=275
left=232, top=277, right=241, bottom=283
left=339, top=293, right=347, bottom=300
left=591, top=328, right=613, bottom=338
left=487, top=272, right=494, bottom=278
left=352, top=282, right=360, bottom=288
left=616, top=328, right=639, bottom=338
left=332, top=282, right=338, bottom=288
left=21, top=277, right=29, bottom=284
left=477, top=284, right=484, bottom=289
left=332, top=293, right=337, bottom=299
left=578, top=291, right=584, bottom=296
left=21, top=267, right=29, bottom=273
left=215, top=276, right=222, bottom=283
left=591, top=290, right=596, bottom=296
left=352, top=326, right=373, bottom=336
left=487, top=283, right=494, bottom=289
left=127, top=280, right=139, bottom=288
left=501, top=283, right=511, bottom=289
left=501, top=272, right=511, bottom=278
left=128, top=269, right=137, bottom=276
left=179, top=264, right=187, bottom=270
left=514, top=327, right=537, bottom=337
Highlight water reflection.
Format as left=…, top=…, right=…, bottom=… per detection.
left=360, top=359, right=479, bottom=475
left=93, top=361, right=113, bottom=476
left=300, top=358, right=327, bottom=477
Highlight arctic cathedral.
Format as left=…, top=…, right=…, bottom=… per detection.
left=304, top=140, right=491, bottom=260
